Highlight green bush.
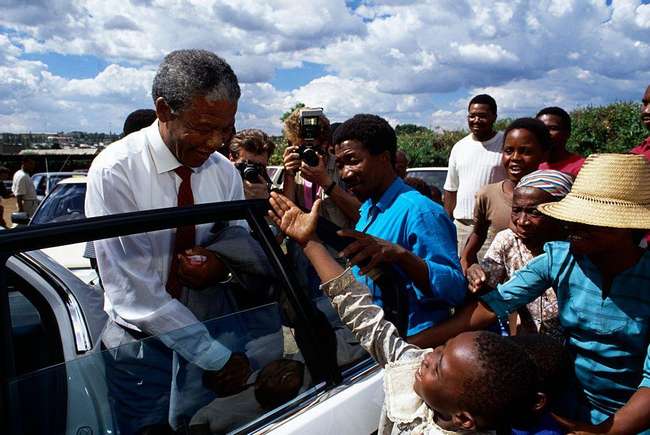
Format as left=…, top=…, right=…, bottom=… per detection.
left=568, top=102, right=646, bottom=156
left=268, top=101, right=647, bottom=167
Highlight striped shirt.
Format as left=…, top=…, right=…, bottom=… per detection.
left=482, top=242, right=650, bottom=426
left=443, top=132, right=506, bottom=220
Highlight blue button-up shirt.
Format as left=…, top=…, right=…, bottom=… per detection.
left=353, top=177, right=466, bottom=336
left=482, top=241, right=650, bottom=425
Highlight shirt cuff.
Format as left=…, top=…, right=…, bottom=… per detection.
left=480, top=289, right=510, bottom=319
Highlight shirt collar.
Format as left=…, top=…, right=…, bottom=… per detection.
left=146, top=120, right=183, bottom=175
left=145, top=120, right=214, bottom=175
left=368, top=176, right=405, bottom=212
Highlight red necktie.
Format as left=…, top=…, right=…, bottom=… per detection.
left=166, top=165, right=195, bottom=297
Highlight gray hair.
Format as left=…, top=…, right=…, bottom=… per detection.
left=152, top=49, right=241, bottom=113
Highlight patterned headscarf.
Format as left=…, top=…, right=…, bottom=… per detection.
left=516, top=169, right=574, bottom=199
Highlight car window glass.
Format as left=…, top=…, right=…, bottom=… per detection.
left=7, top=270, right=63, bottom=376
left=285, top=239, right=369, bottom=371
left=31, top=183, right=86, bottom=225
left=7, top=303, right=315, bottom=435
left=32, top=175, right=46, bottom=196
left=407, top=169, right=448, bottom=191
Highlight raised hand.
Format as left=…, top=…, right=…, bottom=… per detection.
left=337, top=229, right=406, bottom=275
left=268, top=192, right=320, bottom=246
left=466, top=263, right=488, bottom=293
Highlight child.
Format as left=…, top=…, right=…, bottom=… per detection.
left=509, top=334, right=573, bottom=435
left=466, top=170, right=573, bottom=337
left=460, top=118, right=551, bottom=272
left=268, top=192, right=540, bottom=434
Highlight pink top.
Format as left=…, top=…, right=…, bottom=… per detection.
left=538, top=153, right=585, bottom=177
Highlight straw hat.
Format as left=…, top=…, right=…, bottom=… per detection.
left=537, top=153, right=650, bottom=229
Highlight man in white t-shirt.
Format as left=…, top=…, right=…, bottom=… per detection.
left=11, top=157, right=38, bottom=218
left=443, top=94, right=505, bottom=254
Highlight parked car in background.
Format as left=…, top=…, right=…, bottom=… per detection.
left=31, top=171, right=86, bottom=202
left=405, top=167, right=448, bottom=192
left=0, top=200, right=384, bottom=435
left=267, top=165, right=284, bottom=190
left=11, top=176, right=95, bottom=283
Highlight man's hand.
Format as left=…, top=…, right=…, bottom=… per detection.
left=243, top=176, right=270, bottom=200
left=178, top=246, right=227, bottom=289
left=300, top=154, right=331, bottom=187
left=268, top=192, right=320, bottom=246
left=202, top=352, right=251, bottom=397
left=283, top=145, right=301, bottom=175
left=337, top=229, right=406, bottom=275
left=466, top=263, right=488, bottom=293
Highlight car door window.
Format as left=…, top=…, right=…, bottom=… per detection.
left=6, top=268, right=67, bottom=435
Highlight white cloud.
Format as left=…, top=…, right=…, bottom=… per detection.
left=0, top=0, right=649, bottom=135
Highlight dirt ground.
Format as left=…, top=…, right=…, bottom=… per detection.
left=2, top=197, right=18, bottom=227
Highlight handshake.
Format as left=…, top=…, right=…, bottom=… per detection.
left=177, top=247, right=228, bottom=289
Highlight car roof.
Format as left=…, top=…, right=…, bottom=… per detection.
left=56, top=175, right=87, bottom=184
left=406, top=167, right=447, bottom=171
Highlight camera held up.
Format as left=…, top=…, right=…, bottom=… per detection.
left=235, top=161, right=271, bottom=186
left=297, top=107, right=323, bottom=167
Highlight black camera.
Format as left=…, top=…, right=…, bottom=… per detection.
left=235, top=161, right=270, bottom=185
left=298, top=108, right=323, bottom=167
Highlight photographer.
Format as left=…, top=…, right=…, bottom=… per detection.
left=229, top=129, right=275, bottom=199
left=282, top=108, right=360, bottom=228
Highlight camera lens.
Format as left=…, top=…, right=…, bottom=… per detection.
left=243, top=165, right=260, bottom=183
left=301, top=148, right=319, bottom=166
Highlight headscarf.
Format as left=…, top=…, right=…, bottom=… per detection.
left=516, top=169, right=574, bottom=199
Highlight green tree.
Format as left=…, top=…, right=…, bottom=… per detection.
left=280, top=102, right=305, bottom=122
left=568, top=102, right=645, bottom=155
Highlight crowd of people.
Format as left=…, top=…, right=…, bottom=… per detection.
left=13, top=47, right=645, bottom=434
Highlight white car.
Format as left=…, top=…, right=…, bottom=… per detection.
left=21, top=175, right=97, bottom=284
left=0, top=199, right=384, bottom=435
left=406, top=167, right=448, bottom=192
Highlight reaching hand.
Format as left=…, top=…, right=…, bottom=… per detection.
left=337, top=229, right=405, bottom=275
left=466, top=263, right=488, bottom=293
left=268, top=192, right=320, bottom=246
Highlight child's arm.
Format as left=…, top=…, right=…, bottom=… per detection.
left=316, top=261, right=422, bottom=367
left=268, top=192, right=422, bottom=367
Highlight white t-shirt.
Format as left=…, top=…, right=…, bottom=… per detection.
left=12, top=169, right=36, bottom=199
left=443, top=132, right=505, bottom=220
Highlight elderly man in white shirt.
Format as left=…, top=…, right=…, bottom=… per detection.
left=85, top=49, right=248, bottom=434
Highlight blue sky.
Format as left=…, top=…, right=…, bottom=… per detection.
left=1, top=0, right=649, bottom=134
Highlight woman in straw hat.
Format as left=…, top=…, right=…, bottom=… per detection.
left=410, top=154, right=650, bottom=434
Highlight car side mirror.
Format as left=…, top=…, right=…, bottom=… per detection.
left=11, top=212, right=30, bottom=226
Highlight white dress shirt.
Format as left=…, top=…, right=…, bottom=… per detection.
left=443, top=132, right=505, bottom=220
left=85, top=121, right=244, bottom=369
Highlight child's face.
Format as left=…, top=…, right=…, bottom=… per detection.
left=511, top=187, right=558, bottom=244
left=502, top=128, right=548, bottom=182
left=413, top=332, right=481, bottom=431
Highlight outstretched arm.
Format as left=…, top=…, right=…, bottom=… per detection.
left=268, top=192, right=422, bottom=366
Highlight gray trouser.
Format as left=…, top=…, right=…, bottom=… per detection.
left=454, top=219, right=495, bottom=261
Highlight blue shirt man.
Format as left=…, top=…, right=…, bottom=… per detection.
left=353, top=177, right=466, bottom=336
left=331, top=114, right=466, bottom=338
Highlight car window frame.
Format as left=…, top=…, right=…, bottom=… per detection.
left=0, top=199, right=372, bottom=433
